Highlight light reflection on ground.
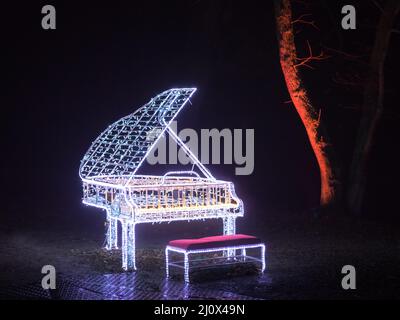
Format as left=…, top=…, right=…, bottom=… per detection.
left=0, top=272, right=265, bottom=300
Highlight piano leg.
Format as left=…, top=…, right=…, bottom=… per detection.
left=222, top=216, right=236, bottom=258
left=223, top=216, right=236, bottom=235
left=127, top=222, right=136, bottom=270
left=105, top=213, right=118, bottom=250
left=122, top=221, right=127, bottom=270
left=122, top=221, right=136, bottom=271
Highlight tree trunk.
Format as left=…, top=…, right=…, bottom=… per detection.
left=274, top=0, right=339, bottom=207
left=348, top=0, right=400, bottom=215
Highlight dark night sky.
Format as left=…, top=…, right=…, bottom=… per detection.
left=1, top=1, right=398, bottom=230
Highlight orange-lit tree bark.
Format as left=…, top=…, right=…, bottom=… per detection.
left=348, top=0, right=400, bottom=215
left=274, top=0, right=338, bottom=207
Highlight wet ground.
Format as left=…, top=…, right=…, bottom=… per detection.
left=0, top=212, right=399, bottom=300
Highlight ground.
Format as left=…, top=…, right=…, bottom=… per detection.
left=0, top=211, right=399, bottom=300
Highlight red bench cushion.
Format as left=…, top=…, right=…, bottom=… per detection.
left=168, top=234, right=261, bottom=251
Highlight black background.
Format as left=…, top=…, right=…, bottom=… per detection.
left=1, top=0, right=399, bottom=233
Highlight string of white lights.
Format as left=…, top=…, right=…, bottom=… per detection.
left=166, top=243, right=266, bottom=283
left=79, top=88, right=244, bottom=271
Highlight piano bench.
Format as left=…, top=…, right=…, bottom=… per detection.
left=165, top=234, right=266, bottom=283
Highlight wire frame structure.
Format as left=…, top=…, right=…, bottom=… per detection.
left=166, top=243, right=266, bottom=283
left=79, top=88, right=244, bottom=270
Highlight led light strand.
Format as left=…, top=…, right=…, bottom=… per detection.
left=79, top=88, right=245, bottom=271
left=166, top=243, right=266, bottom=283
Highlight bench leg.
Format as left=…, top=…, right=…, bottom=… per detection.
left=165, top=248, right=169, bottom=278
left=183, top=282, right=190, bottom=299
left=261, top=244, right=266, bottom=272
left=241, top=248, right=247, bottom=261
left=184, top=253, right=190, bottom=283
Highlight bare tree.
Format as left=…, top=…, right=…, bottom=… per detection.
left=274, top=0, right=339, bottom=207
left=348, top=0, right=400, bottom=215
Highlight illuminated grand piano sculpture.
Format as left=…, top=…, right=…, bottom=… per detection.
left=79, top=88, right=243, bottom=270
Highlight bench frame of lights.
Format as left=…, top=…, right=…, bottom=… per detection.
left=79, top=88, right=244, bottom=271
left=165, top=243, right=266, bottom=283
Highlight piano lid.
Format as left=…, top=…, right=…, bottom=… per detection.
left=79, top=88, right=196, bottom=180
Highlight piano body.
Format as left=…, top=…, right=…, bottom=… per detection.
left=79, top=88, right=243, bottom=270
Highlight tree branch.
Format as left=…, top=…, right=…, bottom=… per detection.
left=292, top=13, right=320, bottom=30
left=321, top=45, right=367, bottom=63
left=294, top=40, right=329, bottom=69
left=372, top=0, right=384, bottom=12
